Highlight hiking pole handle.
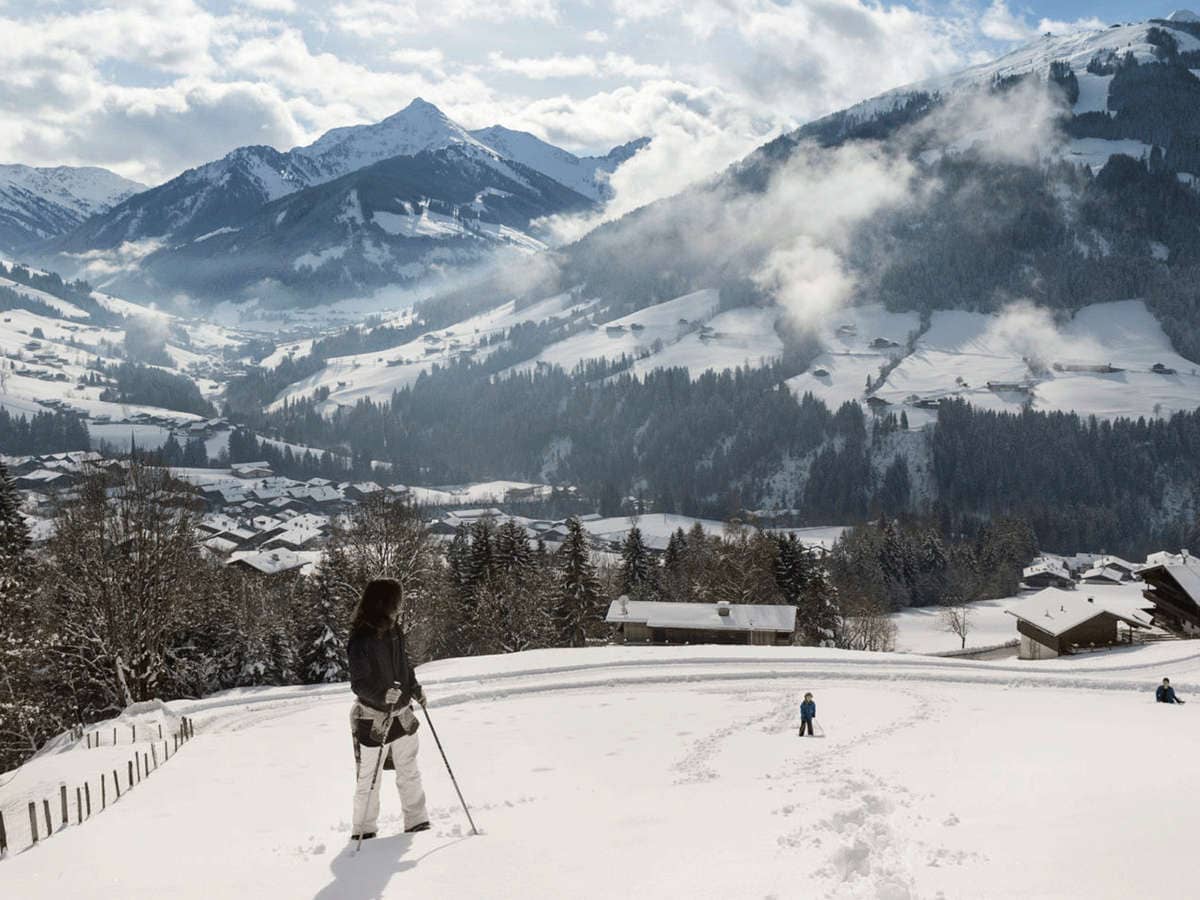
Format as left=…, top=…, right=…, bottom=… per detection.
left=421, top=704, right=479, bottom=836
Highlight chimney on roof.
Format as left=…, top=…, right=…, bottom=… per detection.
left=717, top=601, right=731, bottom=617
left=1087, top=596, right=1094, bottom=603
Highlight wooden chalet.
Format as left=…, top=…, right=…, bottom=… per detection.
left=1140, top=563, right=1200, bottom=635
left=1021, top=559, right=1074, bottom=590
left=605, top=598, right=796, bottom=646
left=1006, top=588, right=1148, bottom=659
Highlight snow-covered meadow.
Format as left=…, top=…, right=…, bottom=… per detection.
left=4, top=643, right=1200, bottom=899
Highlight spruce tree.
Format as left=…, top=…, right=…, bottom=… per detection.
left=301, top=564, right=349, bottom=683
left=620, top=524, right=653, bottom=598
left=554, top=517, right=602, bottom=647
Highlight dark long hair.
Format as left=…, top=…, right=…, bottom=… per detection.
left=351, top=578, right=402, bottom=635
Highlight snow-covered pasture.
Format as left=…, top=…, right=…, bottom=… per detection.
left=890, top=582, right=1155, bottom=655
left=5, top=644, right=1200, bottom=898
left=873, top=300, right=1200, bottom=422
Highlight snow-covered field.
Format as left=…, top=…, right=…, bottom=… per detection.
left=871, top=300, right=1200, bottom=422
left=890, top=582, right=1155, bottom=655
left=5, top=644, right=1200, bottom=898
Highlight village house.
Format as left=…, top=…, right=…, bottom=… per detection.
left=1021, top=559, right=1074, bottom=590
left=1081, top=565, right=1126, bottom=585
left=605, top=598, right=797, bottom=646
left=231, top=461, right=272, bottom=479
left=1140, top=562, right=1200, bottom=635
left=1006, top=589, right=1148, bottom=660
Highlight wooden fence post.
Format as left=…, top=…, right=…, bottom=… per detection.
left=112, top=727, right=117, bottom=745
left=60, top=785, right=68, bottom=827
left=84, top=782, right=91, bottom=818
left=143, top=753, right=149, bottom=779
left=158, top=723, right=163, bottom=739
left=76, top=787, right=82, bottom=824
left=174, top=735, right=178, bottom=753
left=113, top=769, right=121, bottom=799
left=101, top=773, right=107, bottom=810
left=135, top=754, right=142, bottom=783
left=27, top=803, right=37, bottom=845
left=128, top=760, right=134, bottom=790
left=0, top=809, right=7, bottom=857
left=151, top=744, right=158, bottom=769
left=42, top=799, right=51, bottom=836
left=131, top=724, right=136, bottom=743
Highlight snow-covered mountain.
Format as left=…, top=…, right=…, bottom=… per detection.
left=295, top=98, right=496, bottom=180
left=42, top=99, right=643, bottom=303
left=469, top=126, right=648, bottom=201
left=101, top=146, right=593, bottom=305
left=0, top=165, right=144, bottom=252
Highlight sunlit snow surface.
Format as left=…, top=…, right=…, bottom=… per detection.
left=5, top=642, right=1200, bottom=898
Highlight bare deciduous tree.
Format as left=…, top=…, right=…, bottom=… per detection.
left=43, top=463, right=205, bottom=713
left=939, top=601, right=972, bottom=650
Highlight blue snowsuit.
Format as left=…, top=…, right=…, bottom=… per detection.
left=1157, top=685, right=1184, bottom=704
left=798, top=699, right=816, bottom=736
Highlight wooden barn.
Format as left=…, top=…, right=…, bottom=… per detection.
left=1006, top=589, right=1148, bottom=660
left=605, top=599, right=796, bottom=646
left=1140, top=563, right=1200, bottom=635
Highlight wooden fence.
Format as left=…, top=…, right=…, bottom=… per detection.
left=0, top=716, right=195, bottom=859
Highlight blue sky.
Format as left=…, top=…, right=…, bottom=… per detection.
left=0, top=0, right=1179, bottom=196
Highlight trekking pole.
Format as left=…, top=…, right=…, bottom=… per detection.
left=356, top=685, right=401, bottom=854
left=420, top=703, right=479, bottom=836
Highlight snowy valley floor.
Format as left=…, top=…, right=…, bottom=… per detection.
left=5, top=645, right=1200, bottom=899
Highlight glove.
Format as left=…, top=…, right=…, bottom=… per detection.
left=384, top=686, right=402, bottom=705
left=414, top=686, right=427, bottom=707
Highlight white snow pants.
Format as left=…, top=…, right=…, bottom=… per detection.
left=353, top=729, right=429, bottom=834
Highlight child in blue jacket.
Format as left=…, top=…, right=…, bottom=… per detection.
left=798, top=692, right=816, bottom=736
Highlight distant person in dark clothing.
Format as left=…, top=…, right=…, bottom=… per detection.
left=348, top=578, right=429, bottom=841
left=798, top=692, right=816, bottom=736
left=1157, top=678, right=1185, bottom=704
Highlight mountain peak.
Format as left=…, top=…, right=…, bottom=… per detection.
left=1167, top=9, right=1200, bottom=22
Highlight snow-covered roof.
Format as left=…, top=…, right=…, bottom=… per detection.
left=605, top=600, right=797, bottom=633
left=226, top=548, right=318, bottom=575
left=1023, top=558, right=1071, bottom=579
left=1142, top=563, right=1200, bottom=604
left=1081, top=566, right=1126, bottom=583
left=1143, top=550, right=1194, bottom=570
left=1006, top=588, right=1149, bottom=637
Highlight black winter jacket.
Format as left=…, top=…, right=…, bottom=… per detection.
left=348, top=625, right=421, bottom=712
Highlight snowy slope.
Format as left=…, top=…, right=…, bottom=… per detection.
left=786, top=305, right=921, bottom=410
left=872, top=300, right=1200, bottom=422
left=6, top=645, right=1200, bottom=898
left=817, top=21, right=1162, bottom=142
left=0, top=165, right=144, bottom=251
left=469, top=126, right=645, bottom=201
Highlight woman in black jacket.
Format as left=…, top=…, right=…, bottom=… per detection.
left=348, top=578, right=430, bottom=840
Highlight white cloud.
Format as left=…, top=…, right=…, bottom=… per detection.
left=980, top=0, right=1033, bottom=41
left=487, top=51, right=668, bottom=81
left=981, top=1, right=1105, bottom=43
left=330, top=0, right=560, bottom=37
left=240, top=0, right=297, bottom=11
left=489, top=52, right=600, bottom=80
left=0, top=0, right=1064, bottom=210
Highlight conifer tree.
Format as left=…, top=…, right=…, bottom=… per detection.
left=301, top=562, right=349, bottom=683
left=554, top=517, right=602, bottom=647
left=619, top=524, right=653, bottom=598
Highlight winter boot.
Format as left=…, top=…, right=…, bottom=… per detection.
left=405, top=821, right=431, bottom=833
